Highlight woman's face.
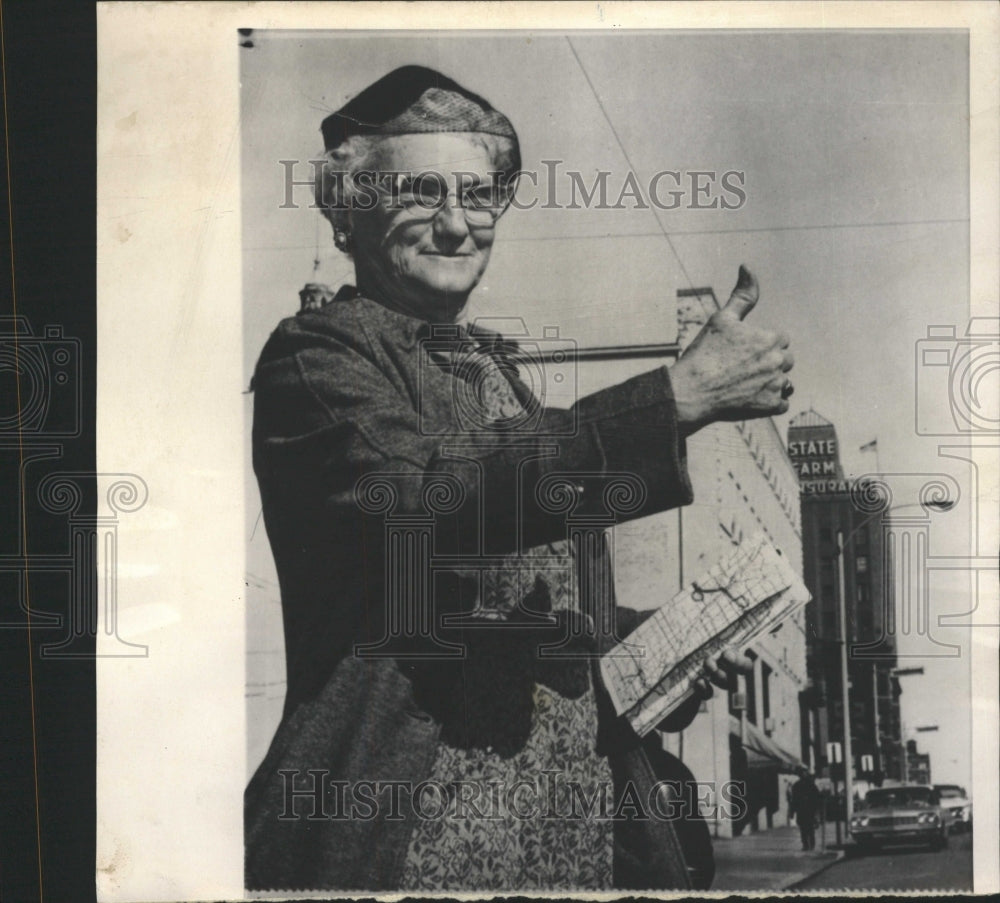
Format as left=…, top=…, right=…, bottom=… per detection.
left=349, top=133, right=500, bottom=322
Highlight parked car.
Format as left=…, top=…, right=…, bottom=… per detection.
left=849, top=785, right=948, bottom=853
left=934, top=784, right=973, bottom=833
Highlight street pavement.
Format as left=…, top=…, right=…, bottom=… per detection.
left=712, top=820, right=843, bottom=891
left=796, top=829, right=973, bottom=892
left=713, top=820, right=973, bottom=892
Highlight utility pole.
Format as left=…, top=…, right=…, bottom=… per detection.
left=871, top=662, right=881, bottom=780
left=892, top=667, right=925, bottom=781
left=836, top=529, right=854, bottom=825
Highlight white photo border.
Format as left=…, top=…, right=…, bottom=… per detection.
left=96, top=3, right=998, bottom=899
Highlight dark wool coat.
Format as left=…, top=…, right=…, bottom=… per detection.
left=245, top=289, right=697, bottom=891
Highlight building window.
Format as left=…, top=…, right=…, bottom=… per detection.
left=762, top=662, right=772, bottom=722
left=856, top=555, right=868, bottom=573
left=727, top=669, right=740, bottom=715
left=744, top=650, right=758, bottom=724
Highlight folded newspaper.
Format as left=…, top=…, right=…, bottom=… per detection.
left=600, top=532, right=811, bottom=737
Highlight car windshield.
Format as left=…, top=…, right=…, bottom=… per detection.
left=935, top=786, right=963, bottom=799
left=865, top=788, right=936, bottom=809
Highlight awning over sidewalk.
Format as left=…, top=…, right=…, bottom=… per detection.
left=730, top=715, right=805, bottom=773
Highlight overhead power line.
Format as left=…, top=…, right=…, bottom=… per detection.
left=245, top=217, right=965, bottom=253
left=564, top=36, right=695, bottom=289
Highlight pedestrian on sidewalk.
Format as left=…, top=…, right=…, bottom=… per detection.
left=790, top=769, right=821, bottom=851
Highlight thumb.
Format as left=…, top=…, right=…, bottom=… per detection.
left=721, top=264, right=759, bottom=320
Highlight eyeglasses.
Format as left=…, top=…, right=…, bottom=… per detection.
left=377, top=173, right=509, bottom=226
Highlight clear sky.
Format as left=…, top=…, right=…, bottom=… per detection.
left=242, top=30, right=975, bottom=786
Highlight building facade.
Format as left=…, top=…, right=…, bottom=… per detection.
left=904, top=740, right=932, bottom=785
left=787, top=411, right=904, bottom=791
left=612, top=287, right=809, bottom=839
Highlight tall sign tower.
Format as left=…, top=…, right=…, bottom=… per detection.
left=788, top=411, right=902, bottom=786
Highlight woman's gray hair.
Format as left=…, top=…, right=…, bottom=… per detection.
left=314, top=135, right=381, bottom=245
left=315, top=132, right=519, bottom=257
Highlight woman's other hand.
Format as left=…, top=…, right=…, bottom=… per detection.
left=656, top=647, right=753, bottom=731
left=697, top=647, right=755, bottom=694
left=669, top=265, right=794, bottom=435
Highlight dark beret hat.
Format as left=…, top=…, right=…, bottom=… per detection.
left=321, top=65, right=520, bottom=172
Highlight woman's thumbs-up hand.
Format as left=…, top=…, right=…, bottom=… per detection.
left=668, top=265, right=795, bottom=436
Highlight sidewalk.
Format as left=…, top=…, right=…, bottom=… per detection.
left=711, top=820, right=845, bottom=891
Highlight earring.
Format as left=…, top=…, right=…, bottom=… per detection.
left=334, top=230, right=352, bottom=252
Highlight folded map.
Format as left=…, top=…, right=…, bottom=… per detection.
left=600, top=532, right=811, bottom=737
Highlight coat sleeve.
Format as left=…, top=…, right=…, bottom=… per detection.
left=252, top=315, right=694, bottom=556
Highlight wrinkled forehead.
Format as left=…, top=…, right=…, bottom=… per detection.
left=371, top=133, right=504, bottom=180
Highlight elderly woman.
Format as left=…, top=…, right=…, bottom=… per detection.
left=245, top=66, right=794, bottom=892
